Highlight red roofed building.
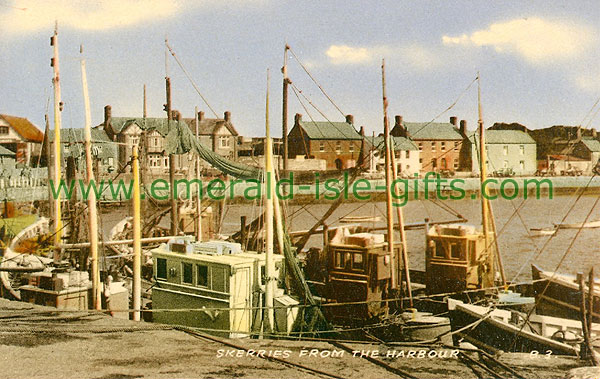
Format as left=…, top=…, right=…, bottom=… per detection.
left=0, top=114, right=44, bottom=165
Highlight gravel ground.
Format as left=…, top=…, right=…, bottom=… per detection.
left=0, top=299, right=585, bottom=379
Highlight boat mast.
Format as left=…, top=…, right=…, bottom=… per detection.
left=381, top=59, right=397, bottom=289
left=50, top=23, right=62, bottom=262
left=132, top=146, right=141, bottom=321
left=282, top=44, right=290, bottom=174
left=264, top=69, right=275, bottom=331
left=477, top=73, right=506, bottom=288
left=80, top=45, right=101, bottom=309
left=165, top=76, right=179, bottom=236
left=195, top=106, right=202, bottom=241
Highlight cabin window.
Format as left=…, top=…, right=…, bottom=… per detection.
left=156, top=258, right=167, bottom=280
left=182, top=262, right=193, bottom=284
left=434, top=240, right=445, bottom=258
left=334, top=251, right=344, bottom=269
left=353, top=253, right=364, bottom=270
left=0, top=126, right=8, bottom=135
left=319, top=142, right=325, bottom=152
left=212, top=267, right=227, bottom=292
left=450, top=243, right=462, bottom=260
left=197, top=265, right=208, bottom=287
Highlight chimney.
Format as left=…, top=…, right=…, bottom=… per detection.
left=224, top=111, right=231, bottom=122
left=198, top=111, right=204, bottom=122
left=392, top=115, right=406, bottom=137
left=577, top=128, right=582, bottom=140
left=460, top=120, right=467, bottom=135
left=593, top=129, right=598, bottom=139
left=104, top=105, right=112, bottom=126
left=359, top=126, right=365, bottom=136
left=295, top=113, right=302, bottom=125
left=450, top=116, right=458, bottom=127
left=345, top=114, right=354, bottom=125
left=175, top=110, right=182, bottom=121
left=522, top=125, right=527, bottom=133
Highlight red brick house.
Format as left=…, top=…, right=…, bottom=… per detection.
left=0, top=114, right=44, bottom=165
left=287, top=113, right=363, bottom=170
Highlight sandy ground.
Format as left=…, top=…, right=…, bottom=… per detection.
left=0, top=299, right=585, bottom=379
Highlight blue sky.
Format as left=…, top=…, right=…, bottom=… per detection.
left=2, top=1, right=600, bottom=137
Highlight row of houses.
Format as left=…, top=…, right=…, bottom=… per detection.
left=2, top=108, right=600, bottom=177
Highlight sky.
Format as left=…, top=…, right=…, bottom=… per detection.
left=2, top=0, right=600, bottom=138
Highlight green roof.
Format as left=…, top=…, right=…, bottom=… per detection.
left=581, top=138, right=600, bottom=152
left=48, top=128, right=117, bottom=159
left=0, top=145, right=15, bottom=156
left=402, top=122, right=463, bottom=140
left=366, top=136, right=418, bottom=151
left=468, top=130, right=535, bottom=144
left=298, top=120, right=362, bottom=140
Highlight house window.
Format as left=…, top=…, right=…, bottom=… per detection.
left=431, top=158, right=437, bottom=169
left=395, top=151, right=401, bottom=159
left=520, top=145, right=524, bottom=155
left=108, top=157, right=114, bottom=166
left=154, top=137, right=159, bottom=147
left=431, top=142, right=436, bottom=152
left=319, top=141, right=325, bottom=152
left=335, top=141, right=342, bottom=152
left=454, top=159, right=459, bottom=169
left=219, top=136, right=230, bottom=148
left=503, top=145, right=508, bottom=155
left=182, top=262, right=193, bottom=284
left=405, top=150, right=410, bottom=159
left=503, top=160, right=508, bottom=168
left=520, top=160, right=525, bottom=170
left=454, top=141, right=459, bottom=149
left=197, top=265, right=208, bottom=287
left=0, top=126, right=8, bottom=135
left=441, top=158, right=447, bottom=169
left=156, top=258, right=167, bottom=280
left=441, top=142, right=446, bottom=151
left=419, top=158, right=423, bottom=164
left=131, top=137, right=139, bottom=147
left=418, top=143, right=423, bottom=152
left=164, top=157, right=169, bottom=167
left=349, top=143, right=354, bottom=152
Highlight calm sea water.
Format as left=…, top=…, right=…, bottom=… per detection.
left=103, top=194, right=600, bottom=283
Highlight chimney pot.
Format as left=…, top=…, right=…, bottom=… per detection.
left=460, top=120, right=467, bottom=135
left=224, top=111, right=231, bottom=122
left=198, top=111, right=204, bottom=121
left=295, top=113, right=302, bottom=124
left=450, top=116, right=458, bottom=126
left=345, top=114, right=354, bottom=125
left=395, top=115, right=403, bottom=127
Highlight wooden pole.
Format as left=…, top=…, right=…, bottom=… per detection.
left=45, top=115, right=54, bottom=221
left=80, top=46, right=101, bottom=310
left=264, top=69, right=275, bottom=331
left=588, top=268, right=598, bottom=365
left=390, top=139, right=413, bottom=306
left=381, top=59, right=397, bottom=289
left=195, top=106, right=202, bottom=241
left=166, top=77, right=178, bottom=236
left=132, top=146, right=141, bottom=321
left=51, top=23, right=62, bottom=262
left=282, top=44, right=290, bottom=173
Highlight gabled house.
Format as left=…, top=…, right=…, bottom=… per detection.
left=0, top=145, right=16, bottom=166
left=468, top=128, right=537, bottom=176
left=365, top=135, right=420, bottom=177
left=287, top=113, right=363, bottom=170
left=182, top=111, right=239, bottom=161
left=0, top=114, right=44, bottom=166
left=44, top=128, right=118, bottom=175
left=391, top=115, right=465, bottom=173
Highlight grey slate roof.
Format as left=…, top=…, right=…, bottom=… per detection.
left=48, top=128, right=117, bottom=159
left=366, top=136, right=418, bottom=151
left=298, top=120, right=362, bottom=140
left=400, top=122, right=463, bottom=140
left=108, top=117, right=238, bottom=137
left=468, top=129, right=535, bottom=144
left=581, top=138, right=600, bottom=152
left=0, top=145, right=15, bottom=156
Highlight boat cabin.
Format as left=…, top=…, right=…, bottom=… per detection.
left=152, top=238, right=295, bottom=338
left=425, top=224, right=495, bottom=295
left=324, top=226, right=401, bottom=324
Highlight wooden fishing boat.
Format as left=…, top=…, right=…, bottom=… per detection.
left=532, top=264, right=600, bottom=323
left=448, top=298, right=599, bottom=356
left=554, top=219, right=600, bottom=229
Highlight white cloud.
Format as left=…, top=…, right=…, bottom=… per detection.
left=324, top=43, right=441, bottom=70
left=325, top=45, right=388, bottom=65
left=442, top=17, right=594, bottom=63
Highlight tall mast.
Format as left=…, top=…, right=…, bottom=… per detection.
left=477, top=73, right=506, bottom=288
left=282, top=44, right=290, bottom=173
left=381, top=59, right=397, bottom=289
left=264, top=69, right=275, bottom=331
left=132, top=146, right=141, bottom=321
left=51, top=23, right=62, bottom=262
left=80, top=45, right=101, bottom=309
left=195, top=106, right=202, bottom=241
left=166, top=77, right=178, bottom=235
